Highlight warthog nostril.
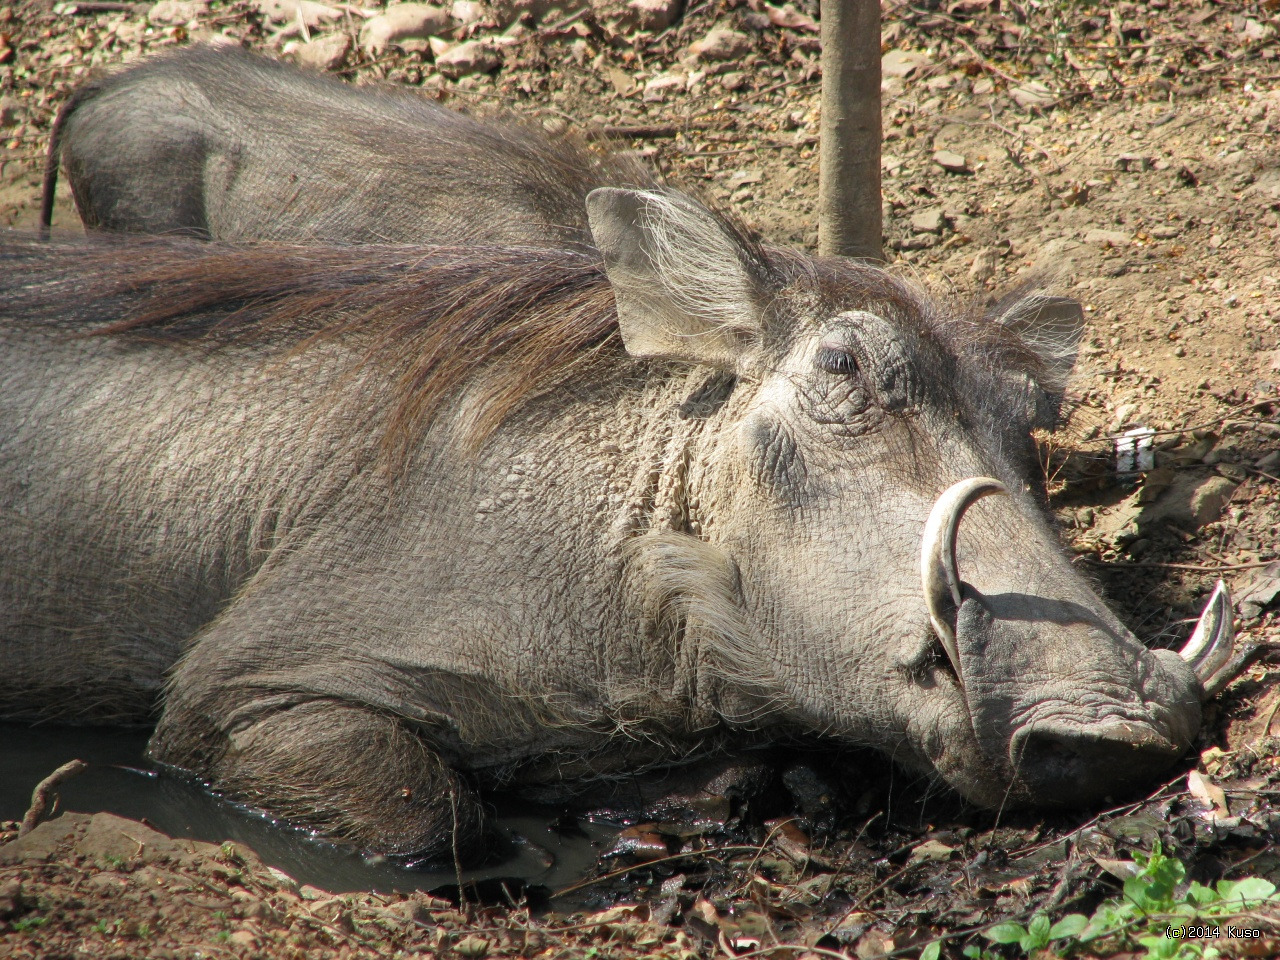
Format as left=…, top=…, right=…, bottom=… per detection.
left=1014, top=722, right=1181, bottom=805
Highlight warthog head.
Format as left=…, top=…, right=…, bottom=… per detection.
left=589, top=187, right=1240, bottom=808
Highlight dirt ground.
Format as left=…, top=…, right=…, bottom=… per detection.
left=2, top=0, right=1280, bottom=957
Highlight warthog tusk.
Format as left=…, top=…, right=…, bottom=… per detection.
left=921, top=477, right=1009, bottom=681
left=1178, top=580, right=1242, bottom=699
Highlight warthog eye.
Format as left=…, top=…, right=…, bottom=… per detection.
left=815, top=346, right=859, bottom=375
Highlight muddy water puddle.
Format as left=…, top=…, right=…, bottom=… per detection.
left=1, top=723, right=620, bottom=898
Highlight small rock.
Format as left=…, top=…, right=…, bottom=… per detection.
left=910, top=207, right=945, bottom=234
left=262, top=866, right=300, bottom=894
left=1149, top=223, right=1182, bottom=239
left=451, top=0, right=484, bottom=24
left=1111, top=403, right=1137, bottom=430
left=454, top=935, right=492, bottom=959
left=932, top=149, right=969, bottom=173
left=605, top=66, right=635, bottom=96
left=254, top=0, right=342, bottom=27
left=76, top=813, right=201, bottom=864
left=969, top=248, right=999, bottom=283
left=1147, top=474, right=1238, bottom=530
left=0, top=877, right=22, bottom=919
left=1235, top=561, right=1280, bottom=621
left=387, top=897, right=437, bottom=924
left=760, top=2, right=816, bottom=31
left=1084, top=228, right=1130, bottom=247
left=293, top=32, right=350, bottom=71
left=0, top=97, right=19, bottom=127
left=591, top=0, right=681, bottom=33
left=643, top=71, right=685, bottom=101
left=609, top=824, right=670, bottom=860
left=782, top=764, right=835, bottom=820
left=360, top=4, right=452, bottom=55
left=1256, top=451, right=1280, bottom=472
left=148, top=0, right=210, bottom=23
left=881, top=48, right=932, bottom=79
left=1114, top=154, right=1152, bottom=172
left=489, top=0, right=581, bottom=26
left=688, top=27, right=751, bottom=61
left=434, top=39, right=500, bottom=77
left=1011, top=80, right=1055, bottom=109
left=909, top=839, right=957, bottom=863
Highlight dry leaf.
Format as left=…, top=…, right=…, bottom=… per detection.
left=1188, top=770, right=1231, bottom=820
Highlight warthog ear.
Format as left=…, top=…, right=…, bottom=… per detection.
left=990, top=293, right=1084, bottom=429
left=587, top=187, right=768, bottom=370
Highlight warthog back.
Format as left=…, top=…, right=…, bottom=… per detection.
left=43, top=43, right=656, bottom=244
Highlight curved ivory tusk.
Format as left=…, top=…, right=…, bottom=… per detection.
left=1201, top=639, right=1261, bottom=700
left=1178, top=580, right=1237, bottom=697
left=921, top=477, right=1009, bottom=680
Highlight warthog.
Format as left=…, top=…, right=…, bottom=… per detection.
left=41, top=43, right=655, bottom=244
left=1, top=188, right=1246, bottom=859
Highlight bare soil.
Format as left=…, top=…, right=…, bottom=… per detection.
left=2, top=0, right=1280, bottom=957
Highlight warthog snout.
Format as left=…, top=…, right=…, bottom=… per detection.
left=1011, top=719, right=1183, bottom=805
left=920, top=478, right=1248, bottom=807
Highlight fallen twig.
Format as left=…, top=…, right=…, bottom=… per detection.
left=59, top=1, right=149, bottom=12
left=1078, top=558, right=1277, bottom=573
left=554, top=844, right=766, bottom=899
left=1100, top=400, right=1279, bottom=442
left=19, top=759, right=88, bottom=837
left=590, top=123, right=681, bottom=140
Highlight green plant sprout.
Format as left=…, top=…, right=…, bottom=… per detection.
left=918, top=844, right=1279, bottom=960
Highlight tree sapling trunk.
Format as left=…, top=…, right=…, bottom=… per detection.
left=818, top=0, right=884, bottom=261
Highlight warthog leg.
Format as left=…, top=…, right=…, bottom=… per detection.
left=151, top=700, right=489, bottom=861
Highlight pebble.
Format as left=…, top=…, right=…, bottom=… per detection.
left=910, top=207, right=945, bottom=234
left=881, top=48, right=933, bottom=79
left=489, top=0, right=578, bottom=25
left=451, top=0, right=484, bottom=25
left=688, top=27, right=752, bottom=61
left=932, top=149, right=969, bottom=173
left=253, top=0, right=341, bottom=27
left=293, top=31, right=349, bottom=71
left=147, top=0, right=209, bottom=23
left=1114, top=153, right=1151, bottom=171
left=360, top=4, right=453, bottom=56
left=609, top=824, right=670, bottom=861
left=434, top=39, right=501, bottom=78
left=969, top=247, right=999, bottom=283
left=1187, top=476, right=1237, bottom=525
left=1084, top=228, right=1131, bottom=246
left=1011, top=80, right=1054, bottom=109
left=643, top=71, right=685, bottom=101
left=591, top=0, right=682, bottom=33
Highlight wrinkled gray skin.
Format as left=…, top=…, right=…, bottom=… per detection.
left=0, top=188, right=1207, bottom=861
left=41, top=43, right=655, bottom=244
